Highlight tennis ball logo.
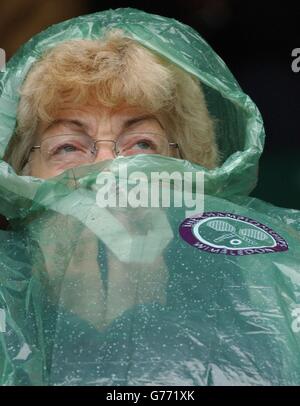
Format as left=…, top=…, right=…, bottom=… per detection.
left=204, top=219, right=272, bottom=248
left=179, top=212, right=288, bottom=256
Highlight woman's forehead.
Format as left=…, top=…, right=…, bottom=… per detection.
left=36, top=104, right=164, bottom=137
left=43, top=103, right=156, bottom=121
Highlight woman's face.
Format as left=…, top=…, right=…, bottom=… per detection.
left=28, top=104, right=170, bottom=179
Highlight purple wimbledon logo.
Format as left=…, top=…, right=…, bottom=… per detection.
left=179, top=212, right=288, bottom=256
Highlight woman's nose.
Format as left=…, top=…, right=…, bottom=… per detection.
left=92, top=140, right=116, bottom=162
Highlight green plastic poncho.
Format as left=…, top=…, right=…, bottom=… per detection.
left=0, top=8, right=300, bottom=386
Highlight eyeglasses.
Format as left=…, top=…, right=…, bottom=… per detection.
left=29, top=131, right=180, bottom=170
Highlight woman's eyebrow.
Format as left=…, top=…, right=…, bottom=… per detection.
left=123, top=114, right=164, bottom=130
left=44, top=118, right=88, bottom=133
left=43, top=115, right=164, bottom=135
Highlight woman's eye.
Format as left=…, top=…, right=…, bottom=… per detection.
left=135, top=141, right=152, bottom=150
left=52, top=144, right=79, bottom=155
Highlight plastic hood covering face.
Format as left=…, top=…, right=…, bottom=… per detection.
left=0, top=8, right=300, bottom=386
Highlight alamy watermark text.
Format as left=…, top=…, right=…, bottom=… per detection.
left=291, top=48, right=300, bottom=73
left=0, top=48, right=6, bottom=72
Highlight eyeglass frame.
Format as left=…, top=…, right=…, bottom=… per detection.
left=26, top=131, right=182, bottom=168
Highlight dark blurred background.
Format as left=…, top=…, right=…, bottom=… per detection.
left=1, top=0, right=299, bottom=209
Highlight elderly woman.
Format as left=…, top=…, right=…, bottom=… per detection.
left=3, top=27, right=220, bottom=332
left=1, top=8, right=300, bottom=386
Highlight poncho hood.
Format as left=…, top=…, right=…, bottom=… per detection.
left=0, top=7, right=264, bottom=219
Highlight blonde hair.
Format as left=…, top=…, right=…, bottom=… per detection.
left=5, top=30, right=219, bottom=174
